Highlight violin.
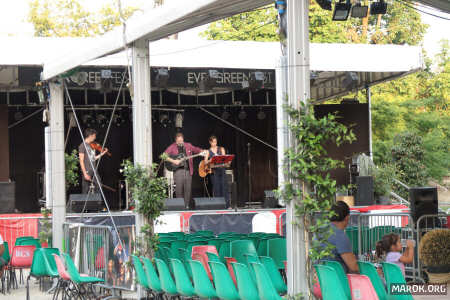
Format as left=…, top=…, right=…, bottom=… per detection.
left=90, top=142, right=112, bottom=157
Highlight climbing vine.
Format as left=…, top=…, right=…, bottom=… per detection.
left=65, top=149, right=79, bottom=189
left=277, top=101, right=355, bottom=294
left=121, top=154, right=168, bottom=257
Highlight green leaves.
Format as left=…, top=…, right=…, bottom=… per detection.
left=65, top=149, right=79, bottom=189
left=121, top=159, right=168, bottom=256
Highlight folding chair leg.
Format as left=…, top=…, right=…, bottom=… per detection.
left=26, top=275, right=31, bottom=300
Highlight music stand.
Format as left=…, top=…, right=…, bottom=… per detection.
left=210, top=154, right=235, bottom=165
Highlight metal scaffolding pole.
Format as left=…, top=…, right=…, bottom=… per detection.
left=132, top=38, right=153, bottom=299
left=367, top=86, right=373, bottom=160
left=49, top=81, right=66, bottom=251
left=286, top=0, right=310, bottom=296
left=276, top=56, right=288, bottom=206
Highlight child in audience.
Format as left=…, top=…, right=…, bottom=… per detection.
left=376, top=233, right=415, bottom=276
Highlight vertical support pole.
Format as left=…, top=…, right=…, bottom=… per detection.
left=367, top=86, right=373, bottom=160
left=286, top=0, right=310, bottom=297
left=132, top=38, right=152, bottom=300
left=45, top=127, right=52, bottom=208
left=276, top=56, right=288, bottom=206
left=49, top=81, right=66, bottom=250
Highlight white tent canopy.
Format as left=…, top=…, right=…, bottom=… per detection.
left=0, top=38, right=423, bottom=102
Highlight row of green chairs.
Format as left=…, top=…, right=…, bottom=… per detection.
left=315, top=260, right=413, bottom=300
left=133, top=253, right=284, bottom=300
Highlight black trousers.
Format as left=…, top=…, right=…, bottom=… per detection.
left=81, top=171, right=100, bottom=194
left=211, top=168, right=229, bottom=208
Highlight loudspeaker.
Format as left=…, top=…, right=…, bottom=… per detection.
left=410, top=187, right=438, bottom=224
left=164, top=198, right=185, bottom=211
left=193, top=197, right=226, bottom=210
left=355, top=176, right=374, bottom=206
left=69, top=193, right=102, bottom=213
left=0, top=181, right=15, bottom=213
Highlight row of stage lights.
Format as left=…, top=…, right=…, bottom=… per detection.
left=316, top=0, right=387, bottom=21
left=79, top=110, right=127, bottom=128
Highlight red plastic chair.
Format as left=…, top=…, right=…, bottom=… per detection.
left=347, top=274, right=379, bottom=300
left=191, top=245, right=218, bottom=280
left=95, top=247, right=105, bottom=269
left=224, top=257, right=238, bottom=286
left=9, top=245, right=36, bottom=288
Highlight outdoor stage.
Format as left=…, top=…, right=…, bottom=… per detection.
left=0, top=204, right=414, bottom=246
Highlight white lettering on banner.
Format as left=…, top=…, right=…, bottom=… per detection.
left=185, top=71, right=273, bottom=86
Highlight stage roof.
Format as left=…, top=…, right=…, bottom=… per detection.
left=0, top=38, right=423, bottom=102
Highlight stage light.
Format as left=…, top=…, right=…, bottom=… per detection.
left=175, top=113, right=183, bottom=128
left=221, top=109, right=230, bottom=120
left=370, top=0, right=387, bottom=15
left=257, top=108, right=266, bottom=120
left=97, top=113, right=107, bottom=128
left=159, top=113, right=170, bottom=128
left=113, top=112, right=124, bottom=127
left=238, top=108, right=247, bottom=120
left=36, top=81, right=49, bottom=104
left=351, top=3, right=368, bottom=18
left=96, top=69, right=113, bottom=93
left=82, top=114, right=93, bottom=126
left=315, top=0, right=332, bottom=11
left=198, top=69, right=219, bottom=92
left=14, top=111, right=23, bottom=121
left=248, top=71, right=265, bottom=91
left=343, top=72, right=359, bottom=90
left=333, top=0, right=352, bottom=21
left=154, top=68, right=169, bottom=87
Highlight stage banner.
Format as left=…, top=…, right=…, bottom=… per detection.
left=189, top=213, right=257, bottom=235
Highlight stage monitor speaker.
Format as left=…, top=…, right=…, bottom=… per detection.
left=409, top=187, right=438, bottom=225
left=0, top=181, right=15, bottom=213
left=69, top=193, right=102, bottom=213
left=164, top=198, right=185, bottom=211
left=194, top=197, right=226, bottom=210
left=355, top=176, right=374, bottom=206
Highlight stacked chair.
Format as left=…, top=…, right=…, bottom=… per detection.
left=132, top=231, right=288, bottom=300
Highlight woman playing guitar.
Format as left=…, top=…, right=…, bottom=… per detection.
left=203, top=135, right=230, bottom=208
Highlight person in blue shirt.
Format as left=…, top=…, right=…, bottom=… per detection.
left=327, top=201, right=359, bottom=274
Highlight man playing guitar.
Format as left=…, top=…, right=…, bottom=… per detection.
left=164, top=132, right=204, bottom=209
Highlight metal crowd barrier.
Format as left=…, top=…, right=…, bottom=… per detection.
left=63, top=223, right=136, bottom=291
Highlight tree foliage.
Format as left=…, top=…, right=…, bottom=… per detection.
left=28, top=0, right=137, bottom=37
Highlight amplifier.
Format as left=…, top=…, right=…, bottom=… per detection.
left=193, top=197, right=226, bottom=210
left=164, top=198, right=185, bottom=211
left=69, top=193, right=103, bottom=213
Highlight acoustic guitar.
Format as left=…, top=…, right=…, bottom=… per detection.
left=198, top=160, right=230, bottom=178
left=165, top=151, right=207, bottom=172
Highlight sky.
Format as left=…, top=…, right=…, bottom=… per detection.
left=0, top=0, right=449, bottom=60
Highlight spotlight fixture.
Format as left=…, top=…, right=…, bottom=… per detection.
left=96, top=69, right=113, bottom=93
left=198, top=69, right=219, bottom=92
left=175, top=113, right=183, bottom=128
left=351, top=3, right=368, bottom=18
left=370, top=0, right=387, bottom=15
left=14, top=111, right=23, bottom=121
left=113, top=112, right=124, bottom=127
left=248, top=71, right=265, bottom=91
left=154, top=68, right=170, bottom=87
left=332, top=0, right=352, bottom=21
left=238, top=108, right=247, bottom=120
left=315, top=0, right=332, bottom=11
left=97, top=113, right=107, bottom=128
left=159, top=113, right=170, bottom=128
left=343, top=72, right=359, bottom=90
left=257, top=108, right=266, bottom=120
left=82, top=114, right=93, bottom=126
left=221, top=109, right=230, bottom=120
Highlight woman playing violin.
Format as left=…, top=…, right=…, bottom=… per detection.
left=78, top=128, right=109, bottom=194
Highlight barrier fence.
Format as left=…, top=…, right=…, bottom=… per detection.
left=63, top=223, right=136, bottom=291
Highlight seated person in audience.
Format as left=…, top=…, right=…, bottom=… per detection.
left=376, top=233, right=414, bottom=277
left=326, top=201, right=359, bottom=274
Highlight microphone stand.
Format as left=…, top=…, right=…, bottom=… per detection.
left=247, top=142, right=251, bottom=208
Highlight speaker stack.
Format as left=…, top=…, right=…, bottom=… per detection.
left=355, top=176, right=374, bottom=206
left=409, top=187, right=438, bottom=227
left=68, top=193, right=103, bottom=213
left=163, top=198, right=185, bottom=211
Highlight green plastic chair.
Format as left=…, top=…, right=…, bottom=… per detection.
left=358, top=261, right=387, bottom=300
left=26, top=248, right=59, bottom=300
left=323, top=260, right=351, bottom=300
left=231, top=262, right=259, bottom=300
left=250, top=262, right=282, bottom=300
left=382, top=262, right=413, bottom=300
left=230, top=240, right=258, bottom=264
left=14, top=236, right=35, bottom=245
left=189, top=259, right=217, bottom=299
left=257, top=239, right=269, bottom=256
left=131, top=255, right=150, bottom=290
left=168, top=232, right=185, bottom=239
left=15, top=238, right=41, bottom=248
left=218, top=241, right=232, bottom=263
left=206, top=251, right=221, bottom=262
left=267, top=238, right=286, bottom=270
left=154, top=258, right=178, bottom=298
left=141, top=257, right=163, bottom=294
left=170, top=241, right=188, bottom=260
left=208, top=238, right=225, bottom=251
left=170, top=259, right=196, bottom=298
left=208, top=261, right=240, bottom=300
left=314, top=264, right=348, bottom=300
left=259, top=256, right=287, bottom=295
left=194, top=230, right=214, bottom=236
left=62, top=253, right=104, bottom=284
